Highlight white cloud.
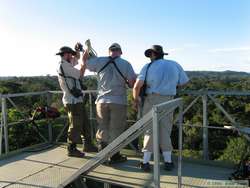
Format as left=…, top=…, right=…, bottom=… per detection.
left=208, top=46, right=250, bottom=53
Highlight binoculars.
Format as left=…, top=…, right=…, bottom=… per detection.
left=74, top=40, right=97, bottom=57
left=75, top=43, right=84, bottom=52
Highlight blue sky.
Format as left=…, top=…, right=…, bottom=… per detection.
left=0, top=0, right=249, bottom=76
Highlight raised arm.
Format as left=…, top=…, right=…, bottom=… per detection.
left=82, top=49, right=89, bottom=66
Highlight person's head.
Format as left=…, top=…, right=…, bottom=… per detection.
left=108, top=43, right=122, bottom=57
left=144, top=45, right=168, bottom=61
left=56, top=46, right=76, bottom=62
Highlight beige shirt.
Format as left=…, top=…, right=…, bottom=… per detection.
left=57, top=59, right=84, bottom=105
left=86, top=56, right=136, bottom=105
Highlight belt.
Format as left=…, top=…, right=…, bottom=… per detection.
left=148, top=92, right=174, bottom=96
left=151, top=92, right=161, bottom=96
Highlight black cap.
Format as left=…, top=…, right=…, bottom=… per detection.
left=144, top=45, right=168, bottom=57
left=56, top=46, right=76, bottom=56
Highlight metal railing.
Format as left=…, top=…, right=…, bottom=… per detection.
left=0, top=91, right=49, bottom=155
left=0, top=90, right=184, bottom=187
left=0, top=90, right=98, bottom=156
left=179, top=90, right=250, bottom=159
left=58, top=98, right=184, bottom=188
left=2, top=90, right=250, bottom=158
left=1, top=90, right=250, bottom=187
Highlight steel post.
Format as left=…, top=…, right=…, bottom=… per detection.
left=46, top=92, right=53, bottom=143
left=0, top=96, right=3, bottom=155
left=2, top=98, right=9, bottom=153
left=178, top=103, right=184, bottom=188
left=89, top=93, right=94, bottom=140
left=152, top=106, right=160, bottom=188
left=202, top=95, right=208, bottom=160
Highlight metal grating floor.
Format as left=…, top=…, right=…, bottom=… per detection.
left=0, top=145, right=246, bottom=188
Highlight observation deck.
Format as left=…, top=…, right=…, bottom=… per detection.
left=0, top=90, right=249, bottom=187
left=0, top=145, right=236, bottom=188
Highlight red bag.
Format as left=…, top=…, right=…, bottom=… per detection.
left=32, top=106, right=60, bottom=120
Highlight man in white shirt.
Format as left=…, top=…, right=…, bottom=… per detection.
left=133, top=45, right=189, bottom=171
left=56, top=46, right=94, bottom=157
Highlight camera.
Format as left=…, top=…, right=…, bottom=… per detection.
left=70, top=87, right=83, bottom=98
left=75, top=43, right=83, bottom=52
left=139, top=83, right=148, bottom=97
left=80, top=82, right=87, bottom=91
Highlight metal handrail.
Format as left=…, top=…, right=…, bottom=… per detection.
left=1, top=89, right=250, bottom=99
left=152, top=98, right=183, bottom=188
left=0, top=90, right=98, bottom=156
left=180, top=90, right=250, bottom=96
left=1, top=90, right=250, bottom=187
left=58, top=98, right=184, bottom=188
left=0, top=90, right=138, bottom=156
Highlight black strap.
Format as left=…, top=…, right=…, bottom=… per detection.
left=98, top=57, right=130, bottom=86
left=59, top=64, right=77, bottom=82
left=59, top=62, right=81, bottom=96
left=112, top=62, right=130, bottom=86
left=97, top=56, right=118, bottom=74
left=139, top=62, right=152, bottom=107
left=144, top=62, right=152, bottom=88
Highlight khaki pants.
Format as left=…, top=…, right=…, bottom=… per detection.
left=142, top=95, right=174, bottom=152
left=96, top=103, right=127, bottom=144
left=65, top=102, right=91, bottom=144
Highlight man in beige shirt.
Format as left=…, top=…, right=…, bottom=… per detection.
left=56, top=46, right=95, bottom=157
left=83, top=43, right=136, bottom=163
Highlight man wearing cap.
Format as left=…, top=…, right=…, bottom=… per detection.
left=133, top=45, right=189, bottom=171
left=83, top=43, right=136, bottom=163
left=56, top=45, right=95, bottom=157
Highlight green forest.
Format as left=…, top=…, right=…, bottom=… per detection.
left=1, top=70, right=250, bottom=164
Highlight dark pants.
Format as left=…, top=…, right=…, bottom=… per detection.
left=65, top=102, right=92, bottom=145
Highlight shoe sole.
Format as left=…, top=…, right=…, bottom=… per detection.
left=67, top=154, right=85, bottom=158
left=138, top=163, right=151, bottom=172
left=164, top=166, right=174, bottom=171
left=140, top=167, right=151, bottom=172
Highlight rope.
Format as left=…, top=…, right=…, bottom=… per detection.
left=85, top=39, right=98, bottom=57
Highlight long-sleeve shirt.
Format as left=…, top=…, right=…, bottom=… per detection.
left=57, top=59, right=83, bottom=105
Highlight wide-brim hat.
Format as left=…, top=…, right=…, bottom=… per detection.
left=144, top=45, right=168, bottom=57
left=56, top=46, right=76, bottom=56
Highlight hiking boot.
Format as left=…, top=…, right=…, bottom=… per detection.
left=83, top=144, right=98, bottom=152
left=109, top=152, right=127, bottom=164
left=67, top=143, right=85, bottom=158
left=139, top=162, right=151, bottom=172
left=164, top=162, right=174, bottom=171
